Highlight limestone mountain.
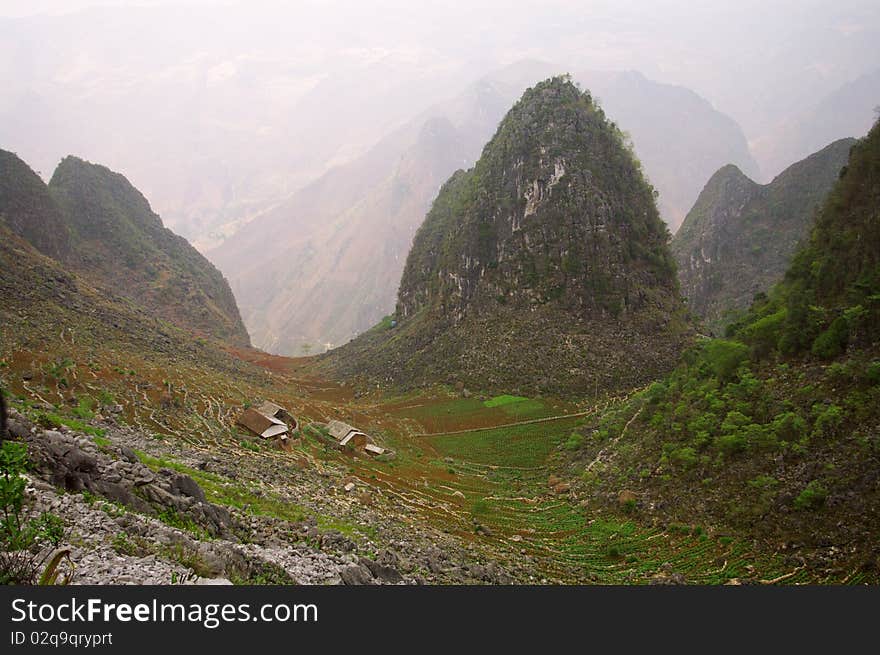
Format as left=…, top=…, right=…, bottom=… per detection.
left=321, top=77, right=692, bottom=396
left=672, top=138, right=855, bottom=333
left=210, top=61, right=754, bottom=357
left=0, top=151, right=249, bottom=347
left=769, top=117, right=880, bottom=353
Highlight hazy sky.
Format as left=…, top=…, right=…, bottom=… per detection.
left=2, top=0, right=878, bottom=237
left=0, top=0, right=211, bottom=15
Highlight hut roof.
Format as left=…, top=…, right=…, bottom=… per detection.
left=237, top=408, right=288, bottom=439
left=327, top=420, right=356, bottom=441
left=257, top=400, right=285, bottom=418
left=340, top=431, right=368, bottom=447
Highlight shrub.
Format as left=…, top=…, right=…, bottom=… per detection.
left=669, top=446, right=698, bottom=469
left=812, top=404, right=844, bottom=439
left=741, top=309, right=786, bottom=357
left=717, top=432, right=746, bottom=455
left=866, top=361, right=880, bottom=385
left=811, top=316, right=849, bottom=359
left=0, top=442, right=69, bottom=584
left=71, top=396, right=95, bottom=420
left=702, top=340, right=750, bottom=382
left=772, top=412, right=807, bottom=442
left=644, top=381, right=668, bottom=405
left=564, top=432, right=585, bottom=451
left=748, top=475, right=778, bottom=490
left=744, top=423, right=778, bottom=451
left=239, top=439, right=260, bottom=453
left=794, top=480, right=828, bottom=510
left=721, top=410, right=751, bottom=433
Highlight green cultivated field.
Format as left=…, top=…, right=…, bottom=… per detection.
left=427, top=417, right=584, bottom=467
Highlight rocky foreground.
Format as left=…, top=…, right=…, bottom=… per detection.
left=6, top=406, right=517, bottom=585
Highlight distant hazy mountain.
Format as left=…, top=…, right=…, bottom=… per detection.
left=0, top=149, right=249, bottom=346
left=580, top=70, right=759, bottom=231
left=210, top=61, right=755, bottom=356
left=672, top=138, right=855, bottom=332
left=321, top=77, right=691, bottom=396
left=753, top=69, right=880, bottom=179
left=0, top=4, right=482, bottom=243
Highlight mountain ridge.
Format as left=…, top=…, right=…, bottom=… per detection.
left=0, top=149, right=250, bottom=347
left=672, top=138, right=855, bottom=332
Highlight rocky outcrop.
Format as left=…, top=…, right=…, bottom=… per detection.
left=14, top=418, right=233, bottom=538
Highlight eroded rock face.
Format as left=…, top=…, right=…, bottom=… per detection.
left=324, top=76, right=691, bottom=396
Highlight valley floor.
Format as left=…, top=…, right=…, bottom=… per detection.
left=3, top=341, right=857, bottom=585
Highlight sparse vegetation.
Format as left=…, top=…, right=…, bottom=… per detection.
left=0, top=441, right=67, bottom=584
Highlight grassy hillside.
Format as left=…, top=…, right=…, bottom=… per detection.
left=557, top=120, right=880, bottom=580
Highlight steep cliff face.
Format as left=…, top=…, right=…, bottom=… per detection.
left=672, top=138, right=855, bottom=332
left=322, top=77, right=692, bottom=396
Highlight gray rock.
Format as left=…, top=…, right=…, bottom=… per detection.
left=7, top=420, right=30, bottom=440
left=340, top=564, right=373, bottom=585
left=170, top=474, right=207, bottom=503
left=359, top=557, right=403, bottom=584
left=119, top=446, right=139, bottom=463
left=319, top=530, right=356, bottom=553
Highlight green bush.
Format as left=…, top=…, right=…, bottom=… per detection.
left=794, top=480, right=828, bottom=510
left=644, top=381, right=668, bottom=406
left=702, top=340, right=750, bottom=382
left=563, top=432, right=585, bottom=451
left=812, top=404, right=844, bottom=439
left=748, top=475, right=778, bottom=490
left=811, top=316, right=849, bottom=359
left=771, top=412, right=807, bottom=442
left=71, top=396, right=95, bottom=420
left=717, top=432, right=746, bottom=455
left=721, top=410, right=751, bottom=433
left=669, top=446, right=698, bottom=469
left=743, top=423, right=778, bottom=451
left=741, top=309, right=786, bottom=357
